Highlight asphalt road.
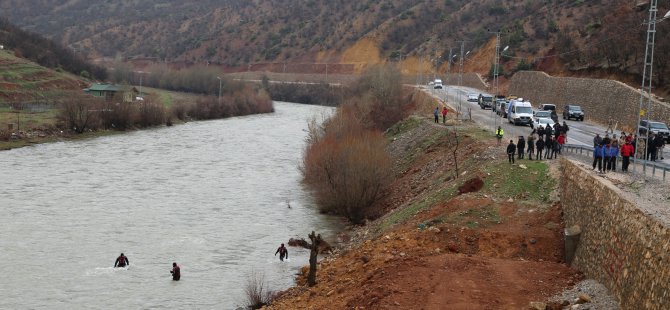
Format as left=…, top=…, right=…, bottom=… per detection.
left=428, top=85, right=670, bottom=165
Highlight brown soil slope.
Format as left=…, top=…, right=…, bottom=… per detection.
left=268, top=116, right=581, bottom=309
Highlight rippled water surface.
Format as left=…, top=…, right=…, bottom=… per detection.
left=0, top=102, right=340, bottom=309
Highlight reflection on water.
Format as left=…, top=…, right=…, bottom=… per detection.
left=0, top=102, right=340, bottom=309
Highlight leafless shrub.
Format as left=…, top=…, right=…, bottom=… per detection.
left=302, top=105, right=392, bottom=224
left=137, top=94, right=166, bottom=127
left=244, top=271, right=274, bottom=309
left=58, top=92, right=103, bottom=133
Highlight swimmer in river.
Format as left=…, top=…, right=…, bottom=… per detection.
left=170, top=262, right=181, bottom=281
left=275, top=243, right=288, bottom=261
left=114, top=253, right=129, bottom=268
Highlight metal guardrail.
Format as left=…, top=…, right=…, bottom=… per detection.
left=562, top=143, right=669, bottom=181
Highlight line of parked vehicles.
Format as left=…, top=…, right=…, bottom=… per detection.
left=467, top=92, right=585, bottom=128
left=429, top=81, right=669, bottom=143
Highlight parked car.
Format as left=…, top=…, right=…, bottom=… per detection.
left=639, top=120, right=670, bottom=143
left=563, top=105, right=584, bottom=121
left=532, top=110, right=552, bottom=119
left=493, top=98, right=506, bottom=113
left=539, top=103, right=556, bottom=111
left=478, top=94, right=494, bottom=109
left=531, top=117, right=555, bottom=129
left=467, top=93, right=478, bottom=102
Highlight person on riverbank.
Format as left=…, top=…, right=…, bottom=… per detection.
left=441, top=107, right=448, bottom=124
left=170, top=262, right=181, bottom=281
left=527, top=134, right=535, bottom=160
left=275, top=243, right=289, bottom=262
left=517, top=136, right=525, bottom=159
left=114, top=253, right=129, bottom=268
left=562, top=121, right=569, bottom=142
left=506, top=140, right=516, bottom=164
left=496, top=126, right=504, bottom=146
left=434, top=107, right=439, bottom=123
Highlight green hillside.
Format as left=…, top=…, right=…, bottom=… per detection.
left=0, top=49, right=86, bottom=104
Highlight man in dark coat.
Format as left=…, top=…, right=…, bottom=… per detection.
left=507, top=140, right=516, bottom=164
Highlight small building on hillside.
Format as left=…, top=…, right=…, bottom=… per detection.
left=84, top=83, right=138, bottom=102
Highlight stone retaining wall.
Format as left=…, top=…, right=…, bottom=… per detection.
left=560, top=158, right=670, bottom=309
left=510, top=71, right=670, bottom=131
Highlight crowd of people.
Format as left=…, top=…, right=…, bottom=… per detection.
left=498, top=117, right=667, bottom=172
left=502, top=121, right=569, bottom=164
left=591, top=131, right=666, bottom=173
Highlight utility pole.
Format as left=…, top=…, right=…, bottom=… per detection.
left=489, top=30, right=502, bottom=131
left=635, top=0, right=661, bottom=173
left=457, top=41, right=465, bottom=119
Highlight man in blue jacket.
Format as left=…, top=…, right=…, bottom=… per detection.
left=592, top=143, right=604, bottom=173
left=603, top=144, right=612, bottom=173
left=609, top=142, right=620, bottom=172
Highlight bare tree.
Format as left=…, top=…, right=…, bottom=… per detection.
left=307, top=231, right=324, bottom=287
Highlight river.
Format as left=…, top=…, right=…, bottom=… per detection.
left=0, top=102, right=341, bottom=309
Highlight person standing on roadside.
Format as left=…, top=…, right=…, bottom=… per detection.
left=647, top=134, right=657, bottom=161
left=527, top=134, right=535, bottom=160
left=545, top=136, right=554, bottom=159
left=562, top=121, right=570, bottom=142
left=517, top=136, right=525, bottom=159
left=441, top=106, right=448, bottom=124
left=593, top=133, right=602, bottom=147
left=434, top=107, right=439, bottom=123
left=557, top=132, right=566, bottom=155
left=620, top=140, right=634, bottom=172
left=653, top=134, right=665, bottom=161
left=593, top=143, right=604, bottom=173
left=551, top=136, right=560, bottom=159
left=609, top=141, right=620, bottom=172
left=507, top=140, right=516, bottom=164
left=603, top=143, right=612, bottom=172
left=495, top=126, right=504, bottom=146
left=536, top=136, right=545, bottom=161
left=544, top=124, right=553, bottom=144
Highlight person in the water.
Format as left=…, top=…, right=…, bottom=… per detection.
left=170, top=262, right=181, bottom=281
left=114, top=253, right=129, bottom=268
left=275, top=243, right=288, bottom=261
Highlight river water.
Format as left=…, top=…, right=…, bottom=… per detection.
left=0, top=102, right=341, bottom=309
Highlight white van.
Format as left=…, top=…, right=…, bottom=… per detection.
left=507, top=100, right=533, bottom=126
left=433, top=79, right=443, bottom=89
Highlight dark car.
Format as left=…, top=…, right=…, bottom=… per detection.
left=563, top=105, right=584, bottom=121
left=539, top=104, right=556, bottom=112
left=639, top=120, right=670, bottom=143
left=478, top=94, right=494, bottom=109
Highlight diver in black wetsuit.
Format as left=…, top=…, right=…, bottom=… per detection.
left=275, top=243, right=288, bottom=261
left=114, top=253, right=129, bottom=268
